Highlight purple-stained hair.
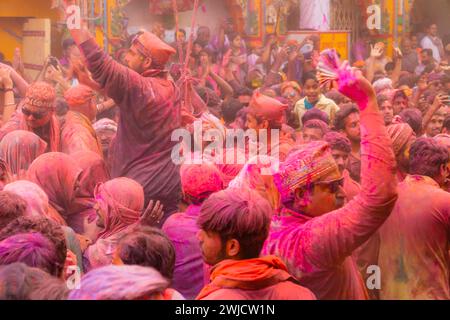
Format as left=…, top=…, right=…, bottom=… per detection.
left=197, top=188, right=272, bottom=259
left=409, top=138, right=450, bottom=178
left=323, top=131, right=352, bottom=154
left=0, top=232, right=59, bottom=277
left=68, top=265, right=169, bottom=300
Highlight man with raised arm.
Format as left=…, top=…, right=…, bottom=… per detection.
left=263, top=66, right=398, bottom=300
left=64, top=1, right=181, bottom=222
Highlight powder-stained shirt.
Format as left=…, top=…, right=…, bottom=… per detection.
left=79, top=38, right=182, bottom=214
left=378, top=175, right=450, bottom=300
left=262, top=109, right=397, bottom=300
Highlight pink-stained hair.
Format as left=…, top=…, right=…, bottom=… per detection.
left=409, top=138, right=449, bottom=178
left=198, top=188, right=272, bottom=259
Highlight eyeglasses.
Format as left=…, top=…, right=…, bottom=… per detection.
left=22, top=107, right=48, bottom=120
left=314, top=177, right=344, bottom=193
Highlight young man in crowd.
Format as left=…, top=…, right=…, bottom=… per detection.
left=196, top=188, right=316, bottom=300
left=65, top=5, right=182, bottom=223
left=334, top=103, right=361, bottom=182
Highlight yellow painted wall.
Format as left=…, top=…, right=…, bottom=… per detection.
left=0, top=0, right=60, bottom=61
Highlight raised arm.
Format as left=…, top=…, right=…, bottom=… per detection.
left=0, top=62, right=29, bottom=98
left=296, top=66, right=398, bottom=270
left=63, top=1, right=150, bottom=108
left=0, top=67, right=16, bottom=123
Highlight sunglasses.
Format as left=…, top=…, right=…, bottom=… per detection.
left=283, top=91, right=298, bottom=98
left=22, top=107, right=48, bottom=120
left=314, top=178, right=344, bottom=193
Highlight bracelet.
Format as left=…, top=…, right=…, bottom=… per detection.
left=0, top=88, right=13, bottom=92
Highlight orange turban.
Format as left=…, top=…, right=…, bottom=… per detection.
left=247, top=92, right=288, bottom=122
left=64, top=85, right=95, bottom=108
left=132, top=31, right=176, bottom=67
left=64, top=85, right=97, bottom=120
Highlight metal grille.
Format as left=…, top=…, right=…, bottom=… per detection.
left=330, top=0, right=361, bottom=46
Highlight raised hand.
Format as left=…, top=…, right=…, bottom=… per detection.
left=370, top=42, right=385, bottom=58
left=0, top=67, right=12, bottom=88
left=338, top=61, right=375, bottom=109
left=140, top=200, right=164, bottom=226
left=432, top=93, right=450, bottom=111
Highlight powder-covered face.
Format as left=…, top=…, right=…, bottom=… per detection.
left=303, top=127, right=324, bottom=144
left=294, top=168, right=345, bottom=217
left=331, top=148, right=350, bottom=174
left=304, top=79, right=320, bottom=103
left=343, top=112, right=361, bottom=143
left=22, top=103, right=52, bottom=129
left=380, top=100, right=394, bottom=125
left=426, top=114, right=445, bottom=137
left=393, top=96, right=409, bottom=115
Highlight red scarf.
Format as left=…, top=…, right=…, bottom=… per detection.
left=196, top=256, right=295, bottom=300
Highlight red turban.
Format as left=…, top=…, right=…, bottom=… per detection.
left=247, top=92, right=288, bottom=122
left=132, top=31, right=176, bottom=67
left=180, top=163, right=224, bottom=203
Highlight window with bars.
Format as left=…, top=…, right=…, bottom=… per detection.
left=330, top=0, right=361, bottom=45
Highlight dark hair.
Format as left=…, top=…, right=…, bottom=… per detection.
left=55, top=97, right=69, bottom=117
left=0, top=232, right=59, bottom=277
left=62, top=38, right=76, bottom=51
left=422, top=48, right=433, bottom=57
left=178, top=28, right=186, bottom=36
left=302, top=72, right=318, bottom=86
left=398, top=74, right=418, bottom=88
left=399, top=108, right=423, bottom=136
left=0, top=191, right=27, bottom=230
left=304, top=119, right=329, bottom=136
left=0, top=217, right=67, bottom=277
left=234, top=86, right=253, bottom=98
left=393, top=90, right=408, bottom=101
left=409, top=138, right=449, bottom=178
left=443, top=115, right=450, bottom=132
left=377, top=93, right=390, bottom=106
left=385, top=62, right=395, bottom=72
left=302, top=108, right=330, bottom=126
left=198, top=188, right=272, bottom=260
left=228, top=32, right=241, bottom=43
left=117, top=226, right=175, bottom=280
left=222, top=99, right=244, bottom=123
left=333, top=103, right=360, bottom=131
left=325, top=89, right=347, bottom=105
left=195, top=86, right=221, bottom=109
left=323, top=131, right=352, bottom=153
left=0, top=263, right=68, bottom=300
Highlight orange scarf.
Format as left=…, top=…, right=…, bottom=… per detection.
left=196, top=256, right=294, bottom=300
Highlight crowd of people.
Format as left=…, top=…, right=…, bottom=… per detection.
left=0, top=4, right=449, bottom=300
